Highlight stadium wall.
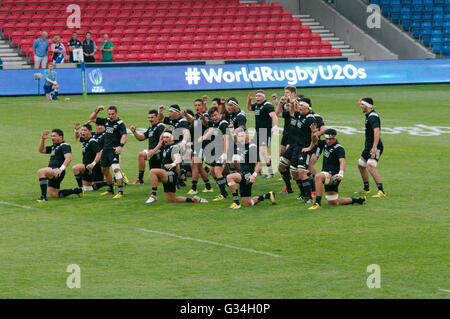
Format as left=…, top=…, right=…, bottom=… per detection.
left=298, top=0, right=398, bottom=60
left=332, top=0, right=436, bottom=59
left=1, top=59, right=449, bottom=96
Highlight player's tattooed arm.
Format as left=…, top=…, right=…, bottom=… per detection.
left=158, top=105, right=165, bottom=122
left=130, top=126, right=146, bottom=141
left=74, top=122, right=81, bottom=142
left=246, top=92, right=255, bottom=111
left=311, top=123, right=319, bottom=146
left=147, top=140, right=163, bottom=159
left=182, top=110, right=194, bottom=124
left=89, top=105, right=104, bottom=123
left=38, top=130, right=49, bottom=153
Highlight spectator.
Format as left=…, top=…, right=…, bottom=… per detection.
left=51, top=36, right=66, bottom=64
left=82, top=32, right=96, bottom=63
left=0, top=56, right=3, bottom=69
left=42, top=62, right=59, bottom=100
left=67, top=32, right=82, bottom=63
left=99, top=34, right=114, bottom=62
left=32, top=31, right=49, bottom=69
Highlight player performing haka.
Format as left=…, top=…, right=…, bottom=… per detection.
left=226, top=129, right=276, bottom=209
left=247, top=89, right=279, bottom=178
left=309, top=129, right=366, bottom=210
left=89, top=105, right=127, bottom=199
left=130, top=110, right=166, bottom=184
left=183, top=99, right=213, bottom=195
left=198, top=106, right=230, bottom=201
left=145, top=131, right=207, bottom=204
left=36, top=129, right=82, bottom=202
left=72, top=123, right=107, bottom=192
left=357, top=97, right=386, bottom=198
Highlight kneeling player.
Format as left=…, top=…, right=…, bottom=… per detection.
left=309, top=129, right=366, bottom=210
left=130, top=110, right=166, bottom=184
left=145, top=132, right=207, bottom=204
left=72, top=123, right=107, bottom=192
left=226, top=129, right=276, bottom=209
left=37, top=129, right=82, bottom=202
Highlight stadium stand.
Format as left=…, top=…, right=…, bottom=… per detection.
left=370, top=0, right=450, bottom=55
left=0, top=0, right=343, bottom=66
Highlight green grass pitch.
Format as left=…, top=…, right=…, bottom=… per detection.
left=0, top=84, right=449, bottom=298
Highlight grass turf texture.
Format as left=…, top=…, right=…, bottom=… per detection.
left=0, top=84, right=449, bottom=298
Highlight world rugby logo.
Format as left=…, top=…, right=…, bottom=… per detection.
left=89, top=68, right=105, bottom=93
left=89, top=68, right=103, bottom=85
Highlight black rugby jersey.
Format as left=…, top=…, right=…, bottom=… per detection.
left=46, top=142, right=71, bottom=168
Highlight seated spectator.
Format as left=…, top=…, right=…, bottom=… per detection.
left=0, top=56, right=2, bottom=69
left=68, top=32, right=82, bottom=63
left=51, top=36, right=66, bottom=64
left=32, top=31, right=49, bottom=69
left=82, top=32, right=97, bottom=63
left=100, top=34, right=114, bottom=62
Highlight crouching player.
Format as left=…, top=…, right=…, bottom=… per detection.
left=37, top=129, right=82, bottom=202
left=226, top=129, right=276, bottom=209
left=72, top=123, right=107, bottom=192
left=309, top=129, right=366, bottom=210
left=145, top=131, right=208, bottom=204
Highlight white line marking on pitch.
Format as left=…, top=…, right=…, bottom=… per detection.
left=438, top=288, right=450, bottom=293
left=0, top=201, right=31, bottom=209
left=138, top=228, right=281, bottom=258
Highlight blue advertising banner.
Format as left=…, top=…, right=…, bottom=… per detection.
left=0, top=68, right=81, bottom=95
left=0, top=59, right=449, bottom=96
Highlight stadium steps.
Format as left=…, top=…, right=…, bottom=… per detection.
left=293, top=14, right=364, bottom=60
left=0, top=39, right=29, bottom=69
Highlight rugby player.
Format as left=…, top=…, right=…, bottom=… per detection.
left=130, top=110, right=166, bottom=184
left=72, top=123, right=106, bottom=192
left=246, top=89, right=279, bottom=178
left=226, top=129, right=276, bottom=209
left=145, top=131, right=207, bottom=204
left=279, top=97, right=317, bottom=203
left=37, top=129, right=82, bottom=202
left=89, top=105, right=127, bottom=199
left=184, top=99, right=213, bottom=195
left=274, top=85, right=298, bottom=157
left=307, top=106, right=327, bottom=196
left=158, top=104, right=191, bottom=187
left=357, top=97, right=386, bottom=198
left=198, top=106, right=229, bottom=201
left=225, top=97, right=247, bottom=172
left=309, top=129, right=366, bottom=209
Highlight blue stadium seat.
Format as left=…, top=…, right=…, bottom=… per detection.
left=411, top=13, right=422, bottom=20
left=435, top=0, right=445, bottom=4
left=422, top=36, right=432, bottom=45
left=392, top=13, right=401, bottom=22
left=443, top=36, right=450, bottom=43
left=442, top=44, right=450, bottom=55
left=421, top=21, right=432, bottom=28
left=433, top=14, right=444, bottom=20
left=432, top=30, right=443, bottom=37
left=445, top=14, right=450, bottom=20
left=371, top=0, right=381, bottom=4
left=422, top=13, right=433, bottom=20
left=411, top=21, right=422, bottom=29
left=444, top=27, right=450, bottom=36
left=433, top=20, right=444, bottom=28
left=402, top=19, right=412, bottom=29
left=412, top=28, right=422, bottom=37
left=433, top=44, right=442, bottom=53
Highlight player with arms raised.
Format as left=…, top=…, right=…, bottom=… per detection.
left=36, top=129, right=82, bottom=202
left=145, top=132, right=207, bottom=204
left=89, top=105, right=127, bottom=199
left=309, top=129, right=366, bottom=210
